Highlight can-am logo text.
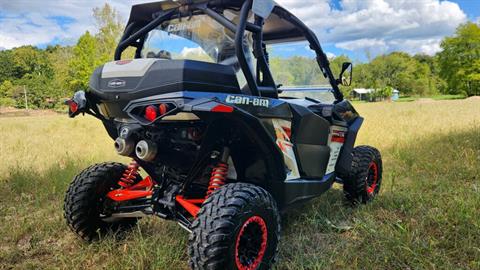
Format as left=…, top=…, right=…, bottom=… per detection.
left=107, top=79, right=126, bottom=88
left=167, top=20, right=201, bottom=33
left=226, top=95, right=270, bottom=108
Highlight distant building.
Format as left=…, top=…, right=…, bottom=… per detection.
left=392, top=89, right=400, bottom=101
left=352, top=88, right=400, bottom=102
left=352, top=88, right=374, bottom=101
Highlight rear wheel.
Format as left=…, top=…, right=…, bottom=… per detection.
left=64, top=162, right=140, bottom=241
left=188, top=183, right=280, bottom=270
left=344, top=146, right=383, bottom=204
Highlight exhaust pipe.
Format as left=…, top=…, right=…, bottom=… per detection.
left=136, top=140, right=158, bottom=161
left=114, top=138, right=135, bottom=156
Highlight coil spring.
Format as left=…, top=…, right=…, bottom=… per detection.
left=206, top=163, right=229, bottom=198
left=119, top=160, right=140, bottom=188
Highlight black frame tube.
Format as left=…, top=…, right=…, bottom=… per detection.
left=114, top=1, right=343, bottom=101
left=235, top=0, right=260, bottom=96
left=115, top=9, right=177, bottom=61
left=200, top=5, right=261, bottom=33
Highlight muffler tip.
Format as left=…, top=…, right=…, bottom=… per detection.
left=114, top=138, right=135, bottom=156
left=135, top=140, right=158, bottom=161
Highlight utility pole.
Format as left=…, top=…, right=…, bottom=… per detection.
left=23, top=85, right=28, bottom=110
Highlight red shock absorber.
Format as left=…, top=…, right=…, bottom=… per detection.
left=206, top=162, right=229, bottom=198
left=118, top=160, right=140, bottom=188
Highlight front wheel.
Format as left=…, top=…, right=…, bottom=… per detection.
left=188, top=183, right=281, bottom=270
left=344, top=146, right=383, bottom=205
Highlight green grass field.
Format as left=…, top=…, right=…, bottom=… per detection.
left=397, top=94, right=467, bottom=103
left=1, top=99, right=479, bottom=270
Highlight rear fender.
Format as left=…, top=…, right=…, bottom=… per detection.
left=192, top=108, right=287, bottom=191
left=189, top=98, right=287, bottom=186
left=335, top=116, right=364, bottom=177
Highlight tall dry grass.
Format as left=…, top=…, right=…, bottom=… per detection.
left=0, top=99, right=479, bottom=269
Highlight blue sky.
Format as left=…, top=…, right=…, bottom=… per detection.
left=0, top=0, right=478, bottom=61
left=455, top=0, right=480, bottom=20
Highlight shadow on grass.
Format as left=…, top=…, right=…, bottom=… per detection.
left=1, top=160, right=91, bottom=204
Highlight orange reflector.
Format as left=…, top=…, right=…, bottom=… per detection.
left=159, top=103, right=168, bottom=115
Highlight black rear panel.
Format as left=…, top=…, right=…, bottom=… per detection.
left=290, top=104, right=331, bottom=179
left=89, top=60, right=241, bottom=118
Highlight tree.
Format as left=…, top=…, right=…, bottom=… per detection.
left=15, top=74, right=55, bottom=109
left=12, top=46, right=54, bottom=79
left=0, top=80, right=16, bottom=107
left=0, top=50, right=16, bottom=82
left=0, top=80, right=14, bottom=98
left=67, top=4, right=127, bottom=92
left=414, top=54, right=447, bottom=94
left=438, top=22, right=480, bottom=96
left=68, top=31, right=103, bottom=92
left=93, top=3, right=125, bottom=61
left=355, top=52, right=438, bottom=96
left=49, top=46, right=74, bottom=99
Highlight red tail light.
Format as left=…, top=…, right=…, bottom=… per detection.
left=132, top=102, right=177, bottom=123
left=144, top=105, right=158, bottom=122
left=67, top=100, right=78, bottom=113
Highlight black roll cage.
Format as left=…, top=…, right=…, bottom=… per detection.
left=114, top=0, right=344, bottom=102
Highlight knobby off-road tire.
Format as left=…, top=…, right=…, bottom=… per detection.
left=189, top=183, right=281, bottom=270
left=344, top=146, right=383, bottom=205
left=64, top=162, right=140, bottom=242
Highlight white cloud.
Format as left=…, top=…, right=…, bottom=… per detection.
left=180, top=47, right=204, bottom=57
left=276, top=0, right=467, bottom=56
left=388, top=38, right=443, bottom=55
left=0, top=0, right=469, bottom=58
left=0, top=0, right=152, bottom=49
left=326, top=52, right=336, bottom=59
left=337, top=39, right=387, bottom=51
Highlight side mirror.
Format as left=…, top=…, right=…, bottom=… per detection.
left=337, top=62, right=353, bottom=86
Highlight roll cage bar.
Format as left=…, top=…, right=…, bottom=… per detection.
left=114, top=0, right=344, bottom=102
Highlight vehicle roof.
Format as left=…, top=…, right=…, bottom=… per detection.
left=127, top=0, right=305, bottom=43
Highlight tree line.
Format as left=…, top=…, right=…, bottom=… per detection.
left=0, top=4, right=124, bottom=109
left=270, top=21, right=480, bottom=98
left=0, top=4, right=478, bottom=109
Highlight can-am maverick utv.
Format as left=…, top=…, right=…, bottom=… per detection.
left=64, top=0, right=383, bottom=269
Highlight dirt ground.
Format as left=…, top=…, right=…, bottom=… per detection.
left=0, top=107, right=59, bottom=117
left=467, top=96, right=480, bottom=101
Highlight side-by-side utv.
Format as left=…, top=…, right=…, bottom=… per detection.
left=64, top=0, right=383, bottom=269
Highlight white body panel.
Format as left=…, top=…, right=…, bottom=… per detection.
left=326, top=125, right=348, bottom=174
left=101, top=59, right=159, bottom=78
left=272, top=119, right=301, bottom=180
